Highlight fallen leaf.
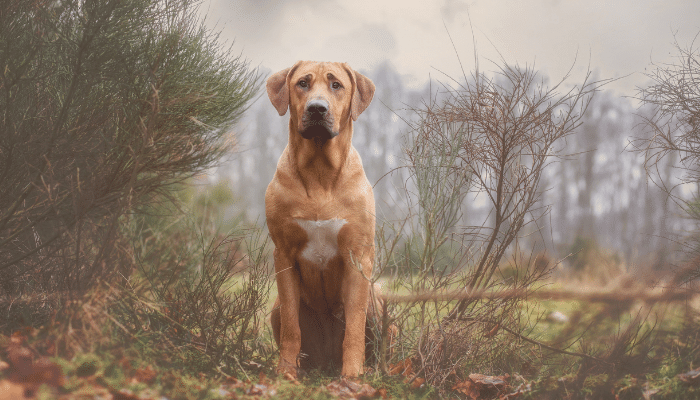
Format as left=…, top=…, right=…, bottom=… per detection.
left=5, top=338, right=65, bottom=391
left=224, top=376, right=246, bottom=390
left=388, top=358, right=413, bottom=377
left=410, top=377, right=425, bottom=389
left=453, top=378, right=480, bottom=399
left=453, top=373, right=510, bottom=400
left=7, top=343, right=33, bottom=379
left=133, top=364, right=157, bottom=384
left=25, top=357, right=64, bottom=388
left=44, top=337, right=56, bottom=357
left=485, top=323, right=500, bottom=338
left=117, top=357, right=133, bottom=374
left=0, top=379, right=27, bottom=400
left=10, top=331, right=28, bottom=346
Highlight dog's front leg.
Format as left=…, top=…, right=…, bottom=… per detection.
left=340, top=246, right=373, bottom=377
left=274, top=248, right=302, bottom=377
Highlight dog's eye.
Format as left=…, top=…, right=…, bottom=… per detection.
left=332, top=82, right=342, bottom=89
left=298, top=80, right=308, bottom=88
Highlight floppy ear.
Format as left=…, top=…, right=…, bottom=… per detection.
left=343, top=64, right=375, bottom=121
left=266, top=62, right=301, bottom=116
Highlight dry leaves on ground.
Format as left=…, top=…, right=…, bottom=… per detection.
left=0, top=331, right=64, bottom=400
left=387, top=358, right=425, bottom=389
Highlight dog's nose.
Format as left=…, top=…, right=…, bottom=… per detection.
left=306, top=99, right=329, bottom=115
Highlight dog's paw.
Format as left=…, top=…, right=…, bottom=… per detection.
left=283, top=372, right=300, bottom=383
left=276, top=360, right=299, bottom=381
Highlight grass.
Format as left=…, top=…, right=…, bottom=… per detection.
left=1, top=278, right=699, bottom=399
left=0, top=327, right=436, bottom=399
left=1, top=185, right=698, bottom=399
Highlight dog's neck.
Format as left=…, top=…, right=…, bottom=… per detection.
left=288, top=121, right=354, bottom=196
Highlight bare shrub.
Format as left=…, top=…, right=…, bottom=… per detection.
left=633, top=32, right=700, bottom=287
left=624, top=32, right=700, bottom=397
left=372, top=55, right=602, bottom=388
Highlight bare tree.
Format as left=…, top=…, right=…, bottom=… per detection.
left=418, top=61, right=600, bottom=319
left=634, top=33, right=700, bottom=283
left=372, top=53, right=603, bottom=385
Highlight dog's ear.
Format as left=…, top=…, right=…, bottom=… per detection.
left=267, top=61, right=301, bottom=116
left=343, top=65, right=375, bottom=121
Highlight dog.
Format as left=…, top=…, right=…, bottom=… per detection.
left=265, top=61, right=376, bottom=378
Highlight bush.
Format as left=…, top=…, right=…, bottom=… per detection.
left=0, top=0, right=261, bottom=297
left=635, top=32, right=700, bottom=286
left=113, top=190, right=275, bottom=377
left=374, top=57, right=600, bottom=390
left=563, top=236, right=624, bottom=284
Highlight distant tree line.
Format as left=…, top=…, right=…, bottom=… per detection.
left=225, top=61, right=680, bottom=273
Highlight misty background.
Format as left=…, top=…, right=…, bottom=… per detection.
left=199, top=0, right=700, bottom=274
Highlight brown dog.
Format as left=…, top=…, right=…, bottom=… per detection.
left=265, top=61, right=376, bottom=378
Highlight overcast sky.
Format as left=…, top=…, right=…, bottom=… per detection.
left=199, top=0, right=700, bottom=98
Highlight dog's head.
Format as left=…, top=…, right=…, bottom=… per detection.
left=267, top=61, right=375, bottom=141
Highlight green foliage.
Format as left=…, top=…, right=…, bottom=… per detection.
left=581, top=373, right=609, bottom=396
left=108, top=183, right=275, bottom=378
left=568, top=236, right=598, bottom=271
left=0, top=0, right=269, bottom=384
left=563, top=236, right=623, bottom=283
left=0, top=0, right=262, bottom=295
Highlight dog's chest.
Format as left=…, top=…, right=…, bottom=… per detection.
left=295, top=218, right=347, bottom=268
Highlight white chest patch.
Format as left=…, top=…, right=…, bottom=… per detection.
left=295, top=218, right=347, bottom=268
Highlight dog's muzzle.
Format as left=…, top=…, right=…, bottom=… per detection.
left=300, top=98, right=338, bottom=140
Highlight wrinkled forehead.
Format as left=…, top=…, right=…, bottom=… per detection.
left=290, top=62, right=352, bottom=86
